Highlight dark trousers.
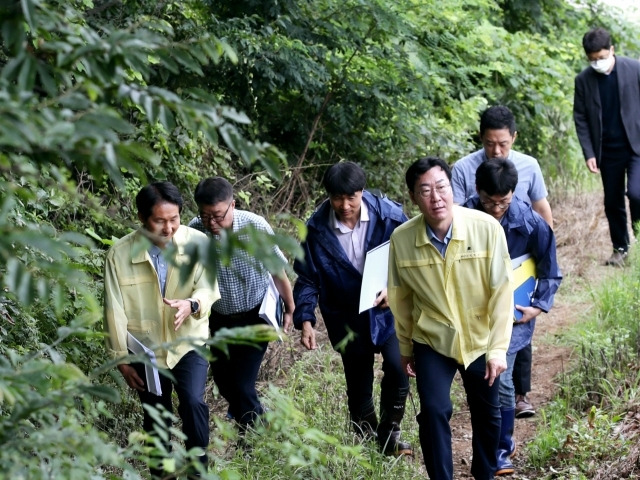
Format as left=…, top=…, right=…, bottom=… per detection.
left=209, top=304, right=268, bottom=427
left=135, top=349, right=210, bottom=451
left=413, top=343, right=500, bottom=480
left=340, top=332, right=409, bottom=419
left=513, top=343, right=532, bottom=395
left=600, top=148, right=640, bottom=251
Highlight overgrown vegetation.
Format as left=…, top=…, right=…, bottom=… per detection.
left=1, top=0, right=640, bottom=478
left=524, top=252, right=640, bottom=479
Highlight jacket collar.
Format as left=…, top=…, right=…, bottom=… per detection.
left=307, top=190, right=382, bottom=232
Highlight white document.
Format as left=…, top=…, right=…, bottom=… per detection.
left=126, top=332, right=162, bottom=396
left=359, top=241, right=390, bottom=313
left=511, top=252, right=532, bottom=269
left=259, top=275, right=282, bottom=331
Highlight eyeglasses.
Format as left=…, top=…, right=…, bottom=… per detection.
left=416, top=184, right=451, bottom=198
left=199, top=201, right=232, bottom=224
left=480, top=199, right=511, bottom=210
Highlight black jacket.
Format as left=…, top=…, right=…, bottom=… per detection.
left=573, top=55, right=640, bottom=165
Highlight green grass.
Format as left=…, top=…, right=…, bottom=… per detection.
left=209, top=348, right=425, bottom=479
left=522, top=251, right=640, bottom=479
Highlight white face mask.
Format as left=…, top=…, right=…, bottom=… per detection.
left=590, top=54, right=614, bottom=74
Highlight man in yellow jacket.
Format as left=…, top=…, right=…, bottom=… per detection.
left=104, top=181, right=219, bottom=477
left=388, top=157, right=513, bottom=480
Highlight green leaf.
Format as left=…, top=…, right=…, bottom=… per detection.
left=77, top=384, right=121, bottom=403
left=20, top=0, right=35, bottom=29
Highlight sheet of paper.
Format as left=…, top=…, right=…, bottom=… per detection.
left=511, top=253, right=532, bottom=269
left=127, top=332, right=162, bottom=396
left=259, top=275, right=283, bottom=340
left=359, top=241, right=390, bottom=313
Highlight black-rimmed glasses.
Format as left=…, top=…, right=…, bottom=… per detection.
left=199, top=201, right=232, bottom=224
left=480, top=199, right=511, bottom=210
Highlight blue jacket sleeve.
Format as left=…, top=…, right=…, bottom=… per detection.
left=529, top=216, right=562, bottom=313
left=292, top=239, right=320, bottom=329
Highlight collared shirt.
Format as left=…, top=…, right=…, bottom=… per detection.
left=189, top=209, right=287, bottom=315
left=388, top=206, right=513, bottom=367
left=451, top=149, right=548, bottom=205
left=104, top=225, right=220, bottom=369
left=426, top=223, right=452, bottom=258
left=331, top=201, right=369, bottom=273
left=148, top=244, right=168, bottom=295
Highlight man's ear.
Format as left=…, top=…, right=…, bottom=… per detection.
left=512, top=131, right=518, bottom=142
left=409, top=191, right=417, bottom=205
left=137, top=212, right=144, bottom=223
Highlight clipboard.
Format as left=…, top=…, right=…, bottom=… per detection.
left=259, top=275, right=283, bottom=330
left=127, top=332, right=162, bottom=396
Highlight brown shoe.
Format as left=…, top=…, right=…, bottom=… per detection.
left=605, top=248, right=628, bottom=267
left=515, top=394, right=535, bottom=418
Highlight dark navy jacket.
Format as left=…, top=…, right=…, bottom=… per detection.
left=464, top=195, right=562, bottom=354
left=293, top=191, right=407, bottom=349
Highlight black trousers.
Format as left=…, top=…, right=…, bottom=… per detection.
left=513, top=343, right=532, bottom=395
left=413, top=343, right=500, bottom=480
left=339, top=332, right=409, bottom=419
left=209, top=304, right=268, bottom=427
left=600, top=147, right=640, bottom=251
left=134, top=349, right=210, bottom=451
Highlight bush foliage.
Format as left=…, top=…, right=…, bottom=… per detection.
left=1, top=0, right=640, bottom=478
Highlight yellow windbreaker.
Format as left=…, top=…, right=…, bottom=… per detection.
left=388, top=206, right=513, bottom=368
left=104, top=225, right=220, bottom=369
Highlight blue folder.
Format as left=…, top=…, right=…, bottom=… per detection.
left=512, top=254, right=537, bottom=322
left=513, top=275, right=537, bottom=321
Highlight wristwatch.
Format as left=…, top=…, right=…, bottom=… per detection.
left=188, top=298, right=199, bottom=314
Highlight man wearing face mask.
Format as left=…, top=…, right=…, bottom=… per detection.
left=573, top=27, right=640, bottom=267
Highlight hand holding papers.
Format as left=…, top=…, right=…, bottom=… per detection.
left=359, top=241, right=390, bottom=313
left=127, top=332, right=162, bottom=396
left=511, top=254, right=537, bottom=322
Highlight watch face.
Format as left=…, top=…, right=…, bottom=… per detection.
left=190, top=300, right=198, bottom=313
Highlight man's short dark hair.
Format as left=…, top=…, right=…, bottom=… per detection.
left=194, top=177, right=234, bottom=206
left=136, top=181, right=183, bottom=221
left=475, top=157, right=519, bottom=196
left=322, top=161, right=366, bottom=195
left=405, top=157, right=451, bottom=191
left=582, top=28, right=612, bottom=55
left=480, top=106, right=516, bottom=137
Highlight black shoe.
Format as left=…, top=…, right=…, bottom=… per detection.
left=379, top=430, right=413, bottom=457
left=605, top=248, right=628, bottom=267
